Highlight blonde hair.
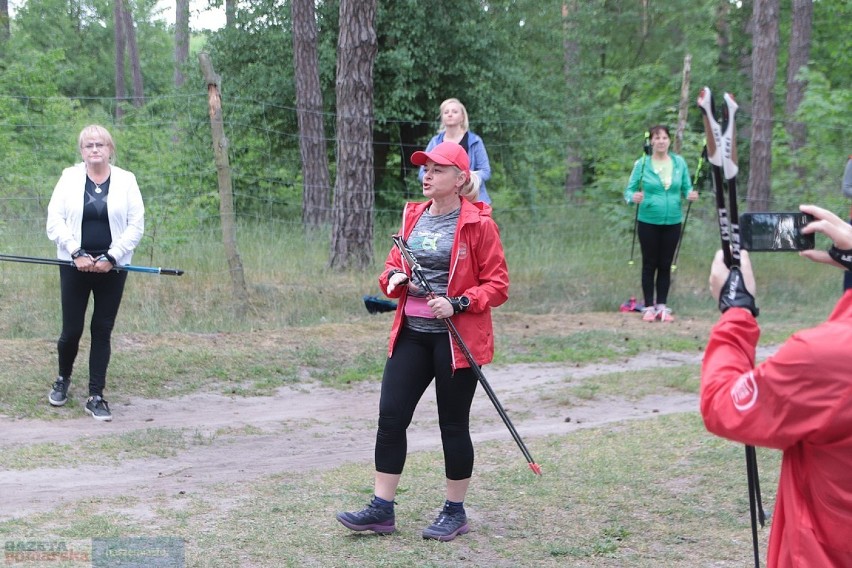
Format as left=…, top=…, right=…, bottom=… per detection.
left=78, top=124, right=116, bottom=164
left=438, top=98, right=470, bottom=132
left=458, top=170, right=481, bottom=203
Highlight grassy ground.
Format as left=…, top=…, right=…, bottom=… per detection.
left=0, top=310, right=787, bottom=567
left=0, top=411, right=780, bottom=568
left=0, top=205, right=840, bottom=566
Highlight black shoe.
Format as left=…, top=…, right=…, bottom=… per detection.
left=48, top=376, right=70, bottom=407
left=85, top=395, right=112, bottom=421
left=422, top=508, right=469, bottom=542
left=336, top=502, right=395, bottom=534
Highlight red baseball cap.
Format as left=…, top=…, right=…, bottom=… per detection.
left=411, top=141, right=470, bottom=179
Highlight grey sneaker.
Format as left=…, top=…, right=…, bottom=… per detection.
left=336, top=502, right=395, bottom=534
left=48, top=376, right=70, bottom=406
left=422, top=508, right=470, bottom=541
left=85, top=395, right=112, bottom=421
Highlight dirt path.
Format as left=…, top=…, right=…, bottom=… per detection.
left=0, top=347, right=738, bottom=523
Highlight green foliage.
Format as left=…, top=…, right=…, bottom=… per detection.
left=0, top=0, right=849, bottom=238
left=0, top=50, right=82, bottom=217
left=769, top=68, right=851, bottom=211
left=11, top=0, right=173, bottom=101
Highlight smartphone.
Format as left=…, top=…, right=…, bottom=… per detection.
left=739, top=212, right=815, bottom=252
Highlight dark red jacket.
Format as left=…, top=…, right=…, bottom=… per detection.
left=701, top=292, right=852, bottom=567
left=379, top=198, right=509, bottom=369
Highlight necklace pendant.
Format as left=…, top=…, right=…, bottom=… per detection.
left=94, top=186, right=102, bottom=194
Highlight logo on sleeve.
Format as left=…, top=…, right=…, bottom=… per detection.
left=730, top=371, right=758, bottom=411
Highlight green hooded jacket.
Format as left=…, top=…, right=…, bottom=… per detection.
left=623, top=152, right=693, bottom=225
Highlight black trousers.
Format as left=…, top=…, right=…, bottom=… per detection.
left=57, top=265, right=128, bottom=397
left=845, top=218, right=852, bottom=291
left=375, top=327, right=478, bottom=480
left=638, top=220, right=681, bottom=307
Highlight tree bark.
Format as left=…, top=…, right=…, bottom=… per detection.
left=0, top=0, right=9, bottom=42
left=114, top=0, right=127, bottom=119
left=746, top=0, right=779, bottom=212
left=329, top=0, right=378, bottom=270
left=785, top=0, right=812, bottom=182
left=714, top=0, right=731, bottom=70
left=226, top=0, right=236, bottom=29
left=199, top=52, right=250, bottom=320
left=562, top=0, right=583, bottom=198
left=174, top=0, right=190, bottom=88
left=674, top=53, right=692, bottom=155
left=292, top=0, right=332, bottom=227
left=122, top=0, right=145, bottom=107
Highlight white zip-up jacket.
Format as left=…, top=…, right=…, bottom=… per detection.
left=46, top=162, right=145, bottom=265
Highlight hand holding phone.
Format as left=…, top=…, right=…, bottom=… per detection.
left=740, top=212, right=815, bottom=252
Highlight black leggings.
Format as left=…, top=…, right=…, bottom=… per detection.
left=57, top=265, right=128, bottom=397
left=375, top=327, right=478, bottom=480
left=845, top=218, right=852, bottom=291
left=638, top=221, right=681, bottom=307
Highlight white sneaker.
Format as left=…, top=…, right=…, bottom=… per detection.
left=641, top=306, right=657, bottom=322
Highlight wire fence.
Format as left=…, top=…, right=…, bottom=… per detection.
left=0, top=90, right=849, bottom=275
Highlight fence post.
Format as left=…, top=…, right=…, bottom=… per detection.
left=199, top=52, right=249, bottom=320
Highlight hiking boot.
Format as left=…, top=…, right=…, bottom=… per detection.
left=336, top=502, right=395, bottom=534
left=641, top=306, right=657, bottom=322
left=85, top=395, right=112, bottom=421
left=657, top=306, right=674, bottom=323
left=422, top=508, right=470, bottom=542
left=48, top=376, right=70, bottom=407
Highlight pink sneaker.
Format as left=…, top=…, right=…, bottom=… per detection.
left=641, top=307, right=657, bottom=322
left=657, top=306, right=674, bottom=323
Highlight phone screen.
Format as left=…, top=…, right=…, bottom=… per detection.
left=740, top=212, right=815, bottom=252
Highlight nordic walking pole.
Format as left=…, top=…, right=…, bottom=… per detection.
left=699, top=87, right=764, bottom=568
left=392, top=235, right=542, bottom=476
left=628, top=132, right=651, bottom=265
left=628, top=210, right=639, bottom=266
left=0, top=253, right=184, bottom=275
left=672, top=143, right=707, bottom=272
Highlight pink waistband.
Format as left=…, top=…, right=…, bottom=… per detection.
left=404, top=296, right=435, bottom=318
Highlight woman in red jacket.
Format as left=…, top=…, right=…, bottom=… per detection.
left=336, top=141, right=509, bottom=542
left=703, top=204, right=852, bottom=567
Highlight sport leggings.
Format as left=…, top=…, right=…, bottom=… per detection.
left=638, top=220, right=681, bottom=307
left=375, top=327, right=478, bottom=480
left=57, top=265, right=128, bottom=397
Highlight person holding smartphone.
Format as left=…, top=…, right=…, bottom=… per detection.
left=702, top=203, right=852, bottom=567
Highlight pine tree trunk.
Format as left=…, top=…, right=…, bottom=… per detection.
left=226, top=0, right=236, bottom=29
left=746, top=0, right=779, bottom=212
left=292, top=0, right=332, bottom=227
left=329, top=0, right=377, bottom=270
left=0, top=0, right=10, bottom=42
left=562, top=0, right=583, bottom=198
left=122, top=0, right=145, bottom=107
left=114, top=0, right=127, bottom=119
left=174, top=0, right=190, bottom=88
left=785, top=0, right=812, bottom=183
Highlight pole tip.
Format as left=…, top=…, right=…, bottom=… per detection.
left=529, top=462, right=543, bottom=476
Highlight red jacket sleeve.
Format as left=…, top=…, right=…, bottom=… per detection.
left=702, top=307, right=851, bottom=450
left=459, top=216, right=509, bottom=313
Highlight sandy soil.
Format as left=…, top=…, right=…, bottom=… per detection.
left=0, top=346, right=728, bottom=523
